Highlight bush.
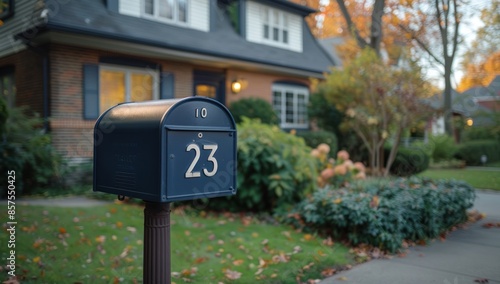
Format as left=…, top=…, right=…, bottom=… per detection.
left=428, top=135, right=458, bottom=162
left=297, top=130, right=338, bottom=156
left=390, top=146, right=430, bottom=176
left=284, top=177, right=475, bottom=252
left=0, top=104, right=62, bottom=197
left=455, top=139, right=500, bottom=165
left=229, top=98, right=279, bottom=125
left=206, top=118, right=317, bottom=212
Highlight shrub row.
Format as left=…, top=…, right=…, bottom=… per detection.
left=283, top=177, right=475, bottom=252
left=455, top=139, right=500, bottom=166
left=205, top=118, right=318, bottom=212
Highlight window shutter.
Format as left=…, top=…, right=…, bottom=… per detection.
left=160, top=72, right=175, bottom=99
left=83, top=64, right=99, bottom=119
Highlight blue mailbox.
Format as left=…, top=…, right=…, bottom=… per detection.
left=93, top=97, right=237, bottom=202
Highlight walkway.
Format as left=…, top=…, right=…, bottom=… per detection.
left=320, top=191, right=500, bottom=284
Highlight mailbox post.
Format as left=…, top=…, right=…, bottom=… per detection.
left=93, top=97, right=237, bottom=283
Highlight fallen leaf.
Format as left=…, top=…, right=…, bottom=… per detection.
left=303, top=234, right=314, bottom=241
left=226, top=258, right=241, bottom=267
left=322, top=237, right=334, bottom=246
left=224, top=269, right=242, bottom=280
left=474, top=278, right=489, bottom=283
left=58, top=227, right=67, bottom=234
left=338, top=276, right=348, bottom=281
left=261, top=239, right=269, bottom=245
left=321, top=267, right=336, bottom=277
left=194, top=257, right=208, bottom=264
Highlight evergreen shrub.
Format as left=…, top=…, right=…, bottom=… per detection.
left=284, top=177, right=475, bottom=252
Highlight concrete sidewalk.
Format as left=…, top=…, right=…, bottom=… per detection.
left=320, top=191, right=500, bottom=284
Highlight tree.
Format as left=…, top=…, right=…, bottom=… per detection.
left=457, top=0, right=500, bottom=91
left=320, top=49, right=431, bottom=176
left=397, top=0, right=463, bottom=136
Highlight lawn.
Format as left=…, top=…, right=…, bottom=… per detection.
left=419, top=168, right=500, bottom=191
left=1, top=202, right=351, bottom=283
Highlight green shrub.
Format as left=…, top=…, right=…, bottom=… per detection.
left=284, top=177, right=475, bottom=252
left=229, top=98, right=279, bottom=125
left=428, top=135, right=458, bottom=162
left=297, top=130, right=338, bottom=156
left=455, top=139, right=500, bottom=165
left=0, top=104, right=62, bottom=197
left=206, top=118, right=317, bottom=212
left=390, top=146, right=430, bottom=176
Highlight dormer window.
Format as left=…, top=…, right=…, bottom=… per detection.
left=143, top=0, right=188, bottom=24
left=262, top=7, right=289, bottom=45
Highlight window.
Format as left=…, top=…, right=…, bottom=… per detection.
left=143, top=0, right=188, bottom=24
left=0, top=67, right=15, bottom=108
left=0, top=0, right=14, bottom=21
left=261, top=6, right=289, bottom=45
left=272, top=84, right=308, bottom=129
left=99, top=65, right=159, bottom=113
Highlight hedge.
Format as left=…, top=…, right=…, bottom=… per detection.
left=283, top=177, right=475, bottom=252
left=455, top=139, right=500, bottom=165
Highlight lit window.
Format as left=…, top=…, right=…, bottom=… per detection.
left=261, top=6, right=289, bottom=45
left=195, top=84, right=216, bottom=99
left=272, top=84, right=309, bottom=129
left=99, top=66, right=158, bottom=113
left=143, top=0, right=188, bottom=24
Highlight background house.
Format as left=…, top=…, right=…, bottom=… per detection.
left=0, top=0, right=335, bottom=163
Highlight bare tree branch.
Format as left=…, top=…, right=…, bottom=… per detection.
left=335, top=0, right=368, bottom=49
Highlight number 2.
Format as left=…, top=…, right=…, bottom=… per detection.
left=185, top=143, right=218, bottom=178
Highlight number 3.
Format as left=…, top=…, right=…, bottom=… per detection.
left=185, top=143, right=218, bottom=178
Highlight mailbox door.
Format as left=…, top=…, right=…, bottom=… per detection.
left=161, top=97, right=237, bottom=202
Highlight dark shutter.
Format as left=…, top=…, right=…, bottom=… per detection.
left=83, top=64, right=99, bottom=119
left=160, top=72, right=175, bottom=99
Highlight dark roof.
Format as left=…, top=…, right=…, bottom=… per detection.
left=318, top=37, right=344, bottom=66
left=32, top=0, right=334, bottom=76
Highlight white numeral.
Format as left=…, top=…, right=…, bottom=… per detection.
left=185, top=143, right=218, bottom=178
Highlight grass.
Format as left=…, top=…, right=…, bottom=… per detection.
left=0, top=203, right=351, bottom=283
left=419, top=168, right=500, bottom=191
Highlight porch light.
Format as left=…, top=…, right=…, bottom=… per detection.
left=466, top=118, right=473, bottom=127
left=231, top=80, right=242, bottom=94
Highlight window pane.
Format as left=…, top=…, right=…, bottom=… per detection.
left=131, top=73, right=154, bottom=102
left=0, top=73, right=15, bottom=108
left=144, top=0, right=154, bottom=15
left=100, top=70, right=125, bottom=112
left=196, top=84, right=216, bottom=98
left=273, top=10, right=279, bottom=25
left=297, top=93, right=307, bottom=124
left=178, top=0, right=187, bottom=22
left=263, top=24, right=269, bottom=39
left=262, top=8, right=269, bottom=23
left=285, top=92, right=294, bottom=123
left=282, top=30, right=288, bottom=44
left=159, top=0, right=174, bottom=19
left=273, top=27, right=279, bottom=41
left=272, top=90, right=282, bottom=122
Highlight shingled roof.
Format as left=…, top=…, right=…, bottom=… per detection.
left=28, top=0, right=334, bottom=76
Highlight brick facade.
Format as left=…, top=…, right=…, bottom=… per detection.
left=7, top=43, right=311, bottom=159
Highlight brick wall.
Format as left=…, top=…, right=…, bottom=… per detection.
left=225, top=69, right=310, bottom=105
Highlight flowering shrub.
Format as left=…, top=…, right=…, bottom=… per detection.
left=311, top=144, right=366, bottom=188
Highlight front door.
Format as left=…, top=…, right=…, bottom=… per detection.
left=193, top=70, right=226, bottom=104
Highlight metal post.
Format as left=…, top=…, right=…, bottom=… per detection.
left=143, top=202, right=171, bottom=284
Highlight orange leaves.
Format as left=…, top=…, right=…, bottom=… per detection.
left=58, top=227, right=67, bottom=234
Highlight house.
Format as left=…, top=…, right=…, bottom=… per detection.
left=0, top=0, right=334, bottom=164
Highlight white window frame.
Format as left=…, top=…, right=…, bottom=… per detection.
left=99, top=65, right=160, bottom=113
left=272, top=84, right=309, bottom=129
left=142, top=0, right=189, bottom=26
left=261, top=6, right=289, bottom=47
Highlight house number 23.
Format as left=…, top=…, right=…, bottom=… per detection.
left=185, top=143, right=218, bottom=178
